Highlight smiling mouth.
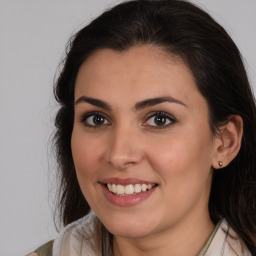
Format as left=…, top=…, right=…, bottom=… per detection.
left=106, top=183, right=157, bottom=196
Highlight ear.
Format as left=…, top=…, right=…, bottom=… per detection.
left=212, top=115, right=243, bottom=169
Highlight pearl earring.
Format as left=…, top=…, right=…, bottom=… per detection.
left=218, top=161, right=223, bottom=168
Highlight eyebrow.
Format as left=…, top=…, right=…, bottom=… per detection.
left=75, top=96, right=112, bottom=110
left=134, top=96, right=187, bottom=111
left=74, top=95, right=187, bottom=111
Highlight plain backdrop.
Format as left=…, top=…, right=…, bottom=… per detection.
left=1, top=1, right=255, bottom=255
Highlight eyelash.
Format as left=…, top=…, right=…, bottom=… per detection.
left=143, top=111, right=176, bottom=129
left=79, top=111, right=111, bottom=128
left=79, top=111, right=176, bottom=129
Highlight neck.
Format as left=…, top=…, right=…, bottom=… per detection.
left=113, top=213, right=215, bottom=256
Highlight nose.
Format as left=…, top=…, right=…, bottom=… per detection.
left=105, top=127, right=144, bottom=169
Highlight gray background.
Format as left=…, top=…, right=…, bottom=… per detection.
left=1, top=1, right=255, bottom=255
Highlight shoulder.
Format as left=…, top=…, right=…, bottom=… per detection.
left=26, top=240, right=54, bottom=256
left=53, top=211, right=104, bottom=256
left=26, top=214, right=93, bottom=256
left=27, top=211, right=108, bottom=256
left=224, top=221, right=252, bottom=256
left=205, top=219, right=252, bottom=256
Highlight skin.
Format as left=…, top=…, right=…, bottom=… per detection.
left=71, top=45, right=229, bottom=255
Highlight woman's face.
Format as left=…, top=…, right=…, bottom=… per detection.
left=72, top=45, right=218, bottom=238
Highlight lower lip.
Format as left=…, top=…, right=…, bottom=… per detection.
left=101, top=184, right=157, bottom=207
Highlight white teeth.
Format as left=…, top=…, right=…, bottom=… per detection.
left=147, top=184, right=153, bottom=189
left=116, top=184, right=125, bottom=195
left=141, top=184, right=147, bottom=192
left=112, top=184, right=117, bottom=193
left=107, top=183, right=155, bottom=195
left=124, top=184, right=134, bottom=195
left=134, top=184, right=142, bottom=193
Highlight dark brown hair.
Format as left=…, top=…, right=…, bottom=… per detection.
left=54, top=0, right=256, bottom=252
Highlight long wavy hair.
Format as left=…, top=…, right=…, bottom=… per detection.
left=53, top=0, right=256, bottom=253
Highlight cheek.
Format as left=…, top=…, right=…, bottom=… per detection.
left=146, top=133, right=214, bottom=219
left=71, top=131, right=107, bottom=208
left=71, top=130, right=103, bottom=185
left=147, top=130, right=214, bottom=183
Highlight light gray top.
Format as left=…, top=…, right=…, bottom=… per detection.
left=52, top=211, right=252, bottom=256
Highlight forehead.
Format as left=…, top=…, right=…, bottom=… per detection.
left=77, top=45, right=186, bottom=81
left=74, top=45, right=202, bottom=107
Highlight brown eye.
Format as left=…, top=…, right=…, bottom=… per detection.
left=81, top=113, right=110, bottom=127
left=93, top=115, right=106, bottom=125
left=154, top=116, right=168, bottom=126
left=144, top=112, right=175, bottom=128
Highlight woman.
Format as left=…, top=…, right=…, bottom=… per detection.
left=28, top=0, right=256, bottom=255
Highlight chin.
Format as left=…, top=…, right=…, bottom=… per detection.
left=109, top=225, right=153, bottom=239
left=100, top=214, right=156, bottom=239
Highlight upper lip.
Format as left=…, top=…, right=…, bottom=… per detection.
left=100, top=177, right=157, bottom=186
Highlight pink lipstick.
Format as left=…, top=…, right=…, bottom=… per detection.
left=100, top=177, right=158, bottom=207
